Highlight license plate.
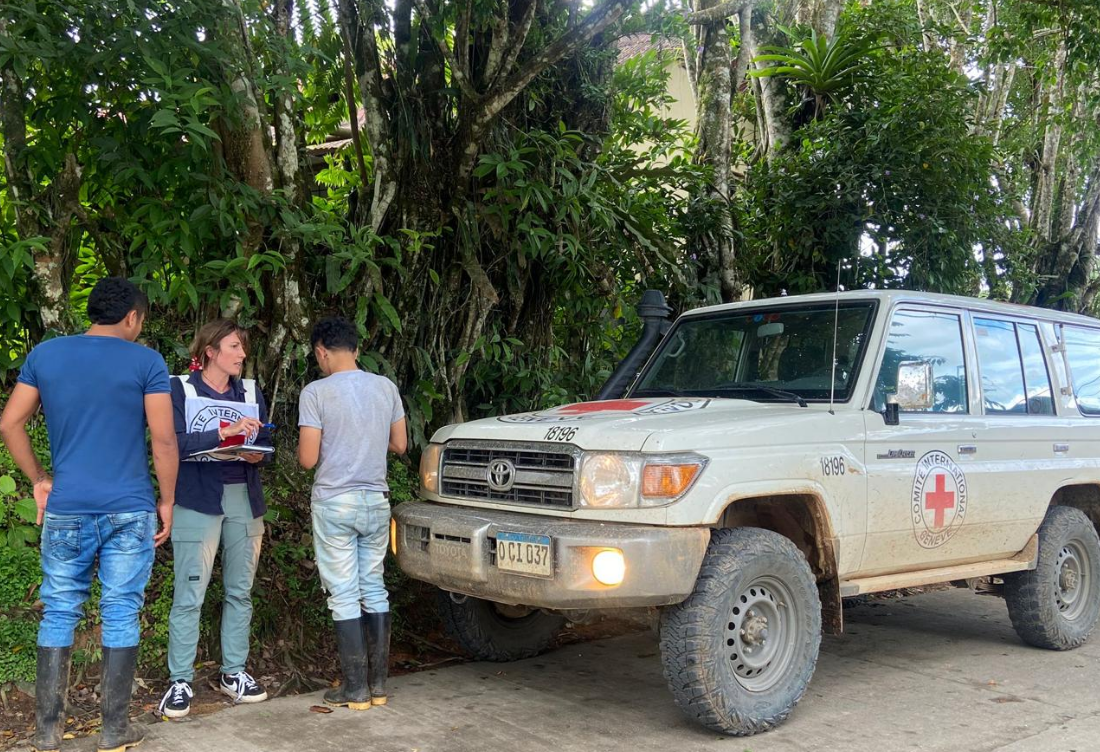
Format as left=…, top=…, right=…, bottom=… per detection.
left=495, top=532, right=553, bottom=578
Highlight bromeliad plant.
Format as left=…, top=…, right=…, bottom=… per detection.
left=751, top=28, right=878, bottom=122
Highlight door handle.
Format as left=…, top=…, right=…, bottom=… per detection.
left=958, top=445, right=978, bottom=455
left=1054, top=443, right=1070, bottom=454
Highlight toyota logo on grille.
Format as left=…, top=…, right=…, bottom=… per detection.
left=487, top=459, right=516, bottom=492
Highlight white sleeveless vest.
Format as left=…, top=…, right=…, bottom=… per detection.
left=175, top=375, right=260, bottom=462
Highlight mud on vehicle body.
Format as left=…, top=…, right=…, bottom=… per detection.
left=395, top=290, right=1100, bottom=736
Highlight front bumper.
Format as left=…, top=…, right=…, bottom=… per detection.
left=393, top=501, right=709, bottom=609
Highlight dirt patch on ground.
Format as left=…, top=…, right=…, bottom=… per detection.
left=0, top=614, right=647, bottom=750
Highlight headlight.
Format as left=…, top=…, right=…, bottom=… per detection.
left=420, top=442, right=443, bottom=495
left=579, top=453, right=640, bottom=507
left=579, top=452, right=707, bottom=508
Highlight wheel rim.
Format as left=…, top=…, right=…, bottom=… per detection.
left=724, top=576, right=799, bottom=692
left=1055, top=540, right=1092, bottom=622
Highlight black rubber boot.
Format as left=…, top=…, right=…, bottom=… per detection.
left=363, top=611, right=392, bottom=706
left=97, top=646, right=144, bottom=752
left=33, top=646, right=71, bottom=752
left=324, top=619, right=371, bottom=710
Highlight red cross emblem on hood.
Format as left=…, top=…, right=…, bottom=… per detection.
left=557, top=399, right=653, bottom=415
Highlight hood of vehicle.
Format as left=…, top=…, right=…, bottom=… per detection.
left=432, top=397, right=823, bottom=452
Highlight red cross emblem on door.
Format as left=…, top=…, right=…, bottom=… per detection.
left=924, top=474, right=955, bottom=530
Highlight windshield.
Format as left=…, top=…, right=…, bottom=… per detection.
left=631, top=302, right=875, bottom=403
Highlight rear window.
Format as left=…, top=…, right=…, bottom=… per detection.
left=1063, top=326, right=1100, bottom=416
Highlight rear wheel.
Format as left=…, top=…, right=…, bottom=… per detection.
left=659, top=527, right=821, bottom=736
left=437, top=590, right=566, bottom=662
left=1004, top=506, right=1100, bottom=650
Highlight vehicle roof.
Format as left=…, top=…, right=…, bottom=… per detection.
left=682, top=289, right=1100, bottom=327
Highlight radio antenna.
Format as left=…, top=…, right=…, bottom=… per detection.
left=828, top=260, right=842, bottom=415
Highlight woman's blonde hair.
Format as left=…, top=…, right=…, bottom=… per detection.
left=190, top=319, right=250, bottom=370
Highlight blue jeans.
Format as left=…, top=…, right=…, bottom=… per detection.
left=311, top=491, right=390, bottom=621
left=38, top=511, right=156, bottom=649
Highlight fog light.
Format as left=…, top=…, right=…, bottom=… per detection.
left=592, top=549, right=626, bottom=586
left=390, top=518, right=398, bottom=556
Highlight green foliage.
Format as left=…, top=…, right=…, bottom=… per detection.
left=739, top=15, right=1018, bottom=295
left=0, top=545, right=40, bottom=683
left=0, top=474, right=39, bottom=549
left=138, top=561, right=175, bottom=668
left=0, top=408, right=49, bottom=552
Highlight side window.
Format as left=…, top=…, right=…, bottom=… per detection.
left=873, top=310, right=968, bottom=413
left=1064, top=326, right=1100, bottom=416
left=1017, top=324, right=1054, bottom=415
left=973, top=318, right=1027, bottom=414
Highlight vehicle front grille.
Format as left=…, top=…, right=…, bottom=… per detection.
left=441, top=442, right=576, bottom=509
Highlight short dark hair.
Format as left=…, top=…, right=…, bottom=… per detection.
left=310, top=316, right=359, bottom=352
left=87, top=277, right=149, bottom=325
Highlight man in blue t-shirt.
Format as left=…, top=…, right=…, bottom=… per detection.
left=0, top=277, right=178, bottom=752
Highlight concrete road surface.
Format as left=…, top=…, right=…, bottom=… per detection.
left=28, top=589, right=1100, bottom=752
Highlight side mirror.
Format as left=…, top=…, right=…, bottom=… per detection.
left=883, top=361, right=934, bottom=425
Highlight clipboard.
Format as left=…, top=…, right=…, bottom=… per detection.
left=188, top=444, right=275, bottom=461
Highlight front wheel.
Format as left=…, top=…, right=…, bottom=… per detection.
left=659, top=527, right=821, bottom=736
left=436, top=590, right=566, bottom=662
left=1004, top=506, right=1100, bottom=650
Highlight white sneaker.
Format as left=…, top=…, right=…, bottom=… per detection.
left=159, top=680, right=193, bottom=718
left=219, top=671, right=268, bottom=703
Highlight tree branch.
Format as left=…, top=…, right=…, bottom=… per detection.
left=494, top=0, right=540, bottom=88
left=482, top=13, right=511, bottom=87
left=412, top=0, right=482, bottom=101
left=731, top=3, right=753, bottom=88
left=455, top=0, right=473, bottom=77
left=686, top=0, right=753, bottom=25
left=337, top=0, right=397, bottom=230
left=339, top=21, right=372, bottom=188
left=483, top=0, right=631, bottom=122
left=993, top=165, right=1031, bottom=227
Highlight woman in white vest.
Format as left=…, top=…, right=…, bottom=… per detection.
left=158, top=319, right=273, bottom=719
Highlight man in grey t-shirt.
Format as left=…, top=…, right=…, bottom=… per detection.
left=298, top=316, right=407, bottom=711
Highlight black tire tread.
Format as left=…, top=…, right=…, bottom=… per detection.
left=437, top=591, right=565, bottom=662
left=1004, top=505, right=1100, bottom=651
left=659, top=527, right=821, bottom=736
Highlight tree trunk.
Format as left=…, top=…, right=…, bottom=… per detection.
left=746, top=5, right=790, bottom=157
left=691, top=0, right=742, bottom=301
left=264, top=0, right=312, bottom=382
left=1030, top=41, right=1067, bottom=245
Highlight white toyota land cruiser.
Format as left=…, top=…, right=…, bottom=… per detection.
left=394, top=290, right=1100, bottom=735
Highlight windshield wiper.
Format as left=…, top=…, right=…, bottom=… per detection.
left=632, top=387, right=693, bottom=398
left=713, top=385, right=808, bottom=408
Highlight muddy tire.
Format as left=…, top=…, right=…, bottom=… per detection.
left=1004, top=506, right=1100, bottom=650
left=659, top=527, right=821, bottom=736
left=437, top=590, right=566, bottom=662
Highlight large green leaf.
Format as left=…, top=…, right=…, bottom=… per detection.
left=14, top=498, right=39, bottom=523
